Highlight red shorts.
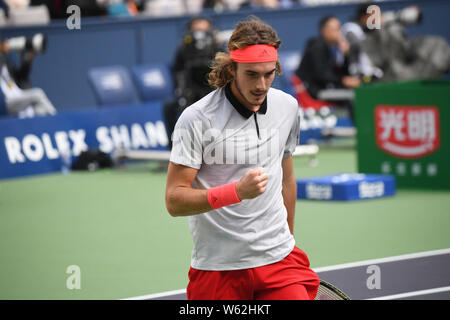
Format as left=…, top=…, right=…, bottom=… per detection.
left=187, top=246, right=320, bottom=300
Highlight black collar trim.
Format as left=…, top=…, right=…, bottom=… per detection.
left=224, top=83, right=267, bottom=119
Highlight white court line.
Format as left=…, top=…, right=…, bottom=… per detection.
left=122, top=289, right=187, bottom=300
left=367, top=286, right=450, bottom=300
left=121, top=248, right=450, bottom=300
left=313, top=248, right=450, bottom=273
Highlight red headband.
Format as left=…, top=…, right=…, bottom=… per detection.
left=230, top=44, right=278, bottom=63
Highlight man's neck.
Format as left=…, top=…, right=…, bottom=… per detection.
left=230, top=80, right=260, bottom=113
left=320, top=35, right=335, bottom=48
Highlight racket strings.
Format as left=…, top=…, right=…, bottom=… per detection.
left=314, top=281, right=351, bottom=300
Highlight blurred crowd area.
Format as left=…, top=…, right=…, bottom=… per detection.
left=0, top=0, right=449, bottom=119
left=0, top=0, right=399, bottom=21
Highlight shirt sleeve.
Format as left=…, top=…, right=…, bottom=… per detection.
left=169, top=107, right=204, bottom=169
left=283, top=106, right=301, bottom=159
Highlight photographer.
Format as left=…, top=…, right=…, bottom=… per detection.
left=348, top=3, right=450, bottom=83
left=163, top=16, right=220, bottom=150
left=341, top=4, right=384, bottom=83
left=0, top=34, right=56, bottom=117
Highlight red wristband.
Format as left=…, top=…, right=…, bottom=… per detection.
left=207, top=181, right=242, bottom=209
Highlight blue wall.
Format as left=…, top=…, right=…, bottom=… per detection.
left=0, top=0, right=449, bottom=111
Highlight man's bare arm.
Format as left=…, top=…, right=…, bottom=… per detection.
left=165, top=162, right=268, bottom=217
left=281, top=156, right=297, bottom=235
left=165, top=162, right=212, bottom=217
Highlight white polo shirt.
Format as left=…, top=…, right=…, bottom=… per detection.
left=170, top=84, right=301, bottom=270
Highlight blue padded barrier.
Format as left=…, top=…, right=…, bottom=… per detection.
left=297, top=173, right=396, bottom=201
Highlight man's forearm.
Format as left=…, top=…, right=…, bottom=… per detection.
left=282, top=177, right=297, bottom=235
left=166, top=186, right=212, bottom=217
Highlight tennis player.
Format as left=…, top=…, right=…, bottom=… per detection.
left=165, top=17, right=320, bottom=300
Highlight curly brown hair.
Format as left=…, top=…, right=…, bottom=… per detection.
left=208, top=17, right=283, bottom=88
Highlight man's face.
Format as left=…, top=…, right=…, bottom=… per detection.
left=359, top=14, right=369, bottom=28
left=321, top=18, right=342, bottom=44
left=190, top=19, right=211, bottom=32
left=231, top=61, right=277, bottom=109
left=0, top=41, right=9, bottom=54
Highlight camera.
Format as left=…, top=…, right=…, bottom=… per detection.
left=5, top=33, right=47, bottom=54
left=383, top=6, right=423, bottom=26
left=184, top=29, right=215, bottom=51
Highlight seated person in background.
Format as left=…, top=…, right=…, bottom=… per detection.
left=163, top=16, right=220, bottom=150
left=0, top=38, right=56, bottom=117
left=295, top=15, right=361, bottom=100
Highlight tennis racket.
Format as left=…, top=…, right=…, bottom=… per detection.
left=314, top=280, right=351, bottom=300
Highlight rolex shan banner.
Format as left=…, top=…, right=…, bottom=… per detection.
left=355, top=80, right=449, bottom=190
left=0, top=103, right=168, bottom=180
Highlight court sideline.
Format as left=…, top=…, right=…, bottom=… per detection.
left=123, top=249, right=450, bottom=300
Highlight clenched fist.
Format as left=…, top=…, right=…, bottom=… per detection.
left=235, top=167, right=268, bottom=200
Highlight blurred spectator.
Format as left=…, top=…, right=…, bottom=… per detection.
left=239, top=0, right=279, bottom=10
left=30, top=1, right=145, bottom=19
left=97, top=0, right=143, bottom=17
left=301, top=0, right=379, bottom=5
left=4, top=0, right=30, bottom=9
left=29, top=1, right=64, bottom=19
left=351, top=3, right=450, bottom=82
left=295, top=15, right=360, bottom=100
left=0, top=38, right=56, bottom=117
left=0, top=1, right=8, bottom=24
left=203, top=0, right=231, bottom=13
left=30, top=0, right=107, bottom=19
left=143, top=0, right=187, bottom=17
left=163, top=16, right=220, bottom=149
left=278, top=0, right=302, bottom=9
